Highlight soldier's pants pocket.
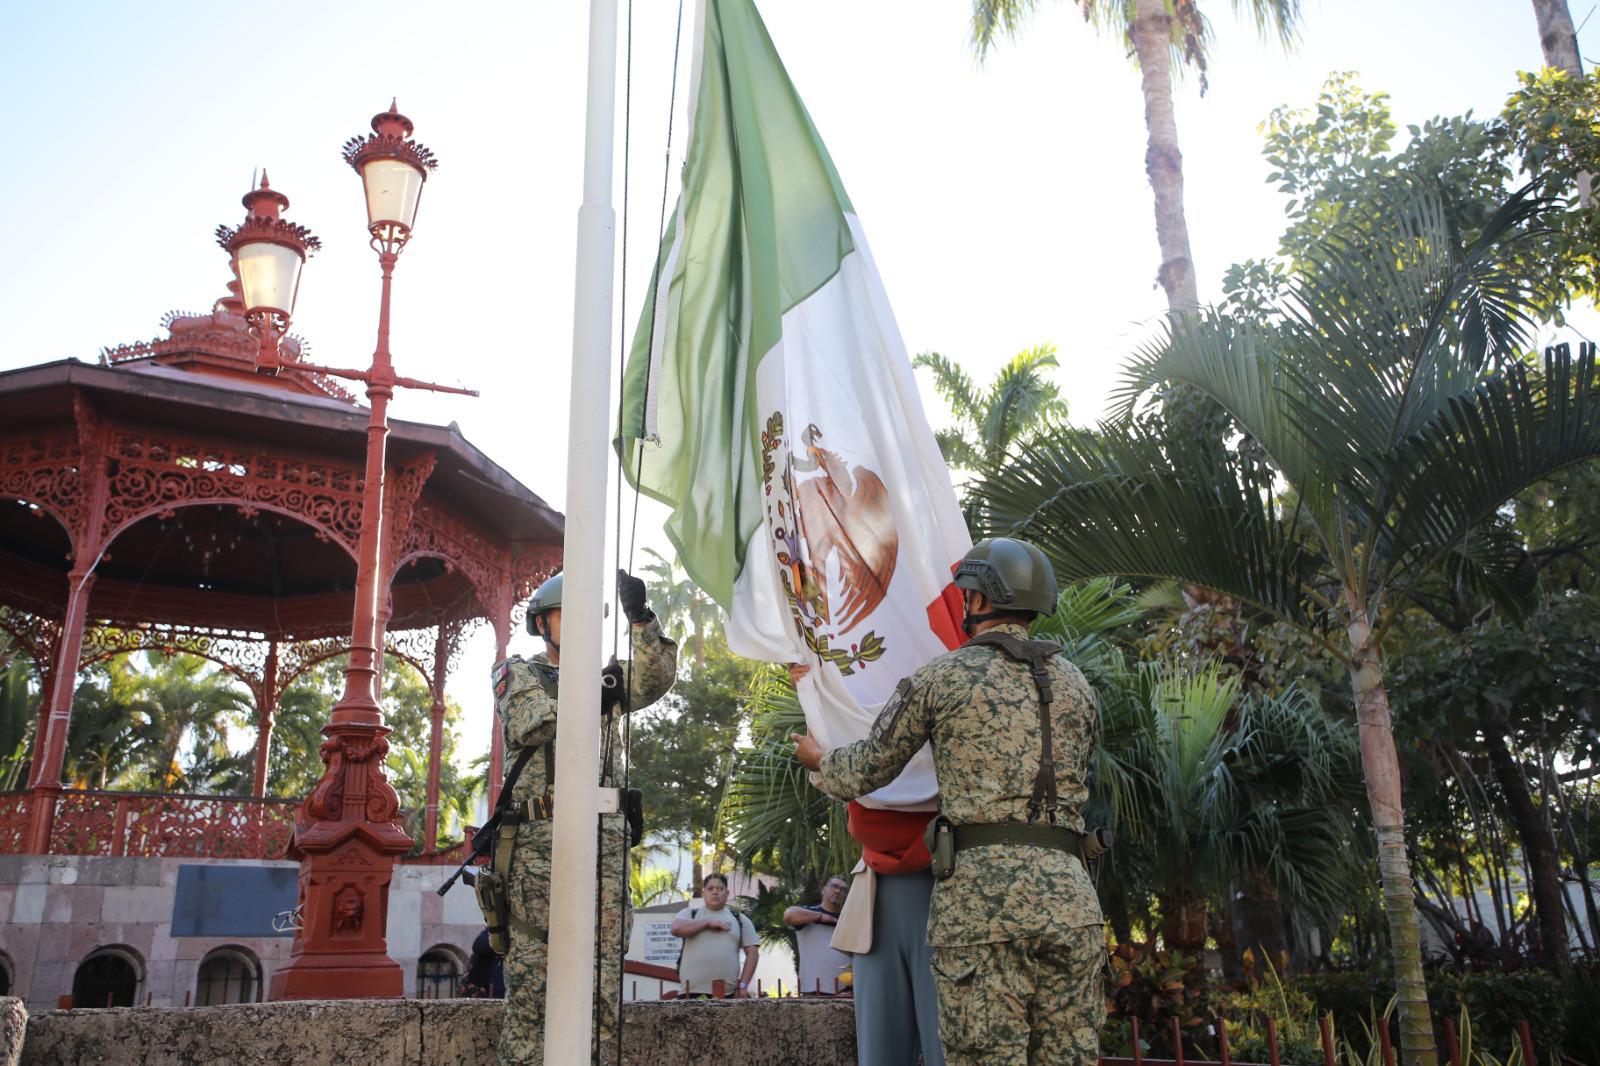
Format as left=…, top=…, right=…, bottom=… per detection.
left=931, top=944, right=997, bottom=1054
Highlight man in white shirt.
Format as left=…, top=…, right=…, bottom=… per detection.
left=784, top=875, right=852, bottom=995
left=670, top=873, right=760, bottom=997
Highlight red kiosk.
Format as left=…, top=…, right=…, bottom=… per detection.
left=0, top=122, right=561, bottom=998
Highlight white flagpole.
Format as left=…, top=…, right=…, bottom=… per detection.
left=543, top=0, right=617, bottom=1061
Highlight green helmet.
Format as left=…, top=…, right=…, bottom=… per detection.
left=525, top=573, right=563, bottom=636
left=954, top=538, right=1058, bottom=616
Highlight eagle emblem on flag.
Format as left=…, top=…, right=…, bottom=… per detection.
left=762, top=413, right=892, bottom=675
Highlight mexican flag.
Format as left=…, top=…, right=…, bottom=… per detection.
left=619, top=0, right=971, bottom=810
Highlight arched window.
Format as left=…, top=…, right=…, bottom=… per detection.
left=195, top=947, right=260, bottom=1006
left=417, top=947, right=463, bottom=999
left=73, top=948, right=141, bottom=1008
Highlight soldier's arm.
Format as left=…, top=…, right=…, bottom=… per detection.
left=815, top=673, right=935, bottom=801
left=622, top=616, right=678, bottom=711
left=496, top=660, right=558, bottom=749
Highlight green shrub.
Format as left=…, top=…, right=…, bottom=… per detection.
left=1560, top=963, right=1600, bottom=1066
left=1295, top=970, right=1391, bottom=1056
left=1105, top=941, right=1211, bottom=1058
left=1429, top=970, right=1564, bottom=1064
left=1214, top=961, right=1322, bottom=1065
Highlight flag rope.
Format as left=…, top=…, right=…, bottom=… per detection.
left=604, top=0, right=688, bottom=1055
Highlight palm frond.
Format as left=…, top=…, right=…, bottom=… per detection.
left=983, top=343, right=1068, bottom=454
left=1379, top=344, right=1600, bottom=626
left=975, top=420, right=1326, bottom=634
left=970, top=0, right=1043, bottom=57
left=912, top=351, right=979, bottom=423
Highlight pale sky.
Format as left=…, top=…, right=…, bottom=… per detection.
left=3, top=0, right=1593, bottom=772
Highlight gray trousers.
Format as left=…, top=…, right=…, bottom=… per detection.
left=853, top=868, right=946, bottom=1066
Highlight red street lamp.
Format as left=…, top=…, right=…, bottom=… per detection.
left=344, top=99, right=437, bottom=254
left=269, top=102, right=472, bottom=1002
left=216, top=172, right=320, bottom=375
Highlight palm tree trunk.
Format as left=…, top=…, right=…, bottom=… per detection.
left=1130, top=0, right=1200, bottom=311
left=1347, top=618, right=1437, bottom=1066
left=1531, top=0, right=1593, bottom=204
left=1479, top=719, right=1573, bottom=977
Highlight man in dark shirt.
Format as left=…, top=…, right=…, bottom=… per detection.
left=784, top=875, right=852, bottom=995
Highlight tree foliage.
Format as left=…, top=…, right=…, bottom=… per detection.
left=977, top=148, right=1598, bottom=1060
left=915, top=344, right=1069, bottom=473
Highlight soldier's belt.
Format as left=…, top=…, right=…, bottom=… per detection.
left=501, top=795, right=555, bottom=823
left=952, top=821, right=1087, bottom=856
left=503, top=786, right=623, bottom=824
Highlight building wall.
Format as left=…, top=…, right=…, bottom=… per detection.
left=0, top=856, right=484, bottom=1012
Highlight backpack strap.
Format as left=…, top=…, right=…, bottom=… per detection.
left=967, top=630, right=1063, bottom=825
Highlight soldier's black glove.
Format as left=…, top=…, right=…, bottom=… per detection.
left=600, top=660, right=626, bottom=714
left=617, top=569, right=651, bottom=625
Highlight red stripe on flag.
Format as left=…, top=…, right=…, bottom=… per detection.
left=927, top=582, right=967, bottom=651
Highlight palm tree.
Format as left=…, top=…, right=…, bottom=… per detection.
left=630, top=862, right=680, bottom=908
left=1037, top=580, right=1361, bottom=958
left=0, top=639, right=35, bottom=790
left=64, top=659, right=151, bottom=791
left=970, top=0, right=1301, bottom=310
left=915, top=343, right=1069, bottom=471
left=1529, top=0, right=1590, bottom=204
left=638, top=547, right=723, bottom=666
left=134, top=652, right=251, bottom=792
left=976, top=182, right=1600, bottom=1066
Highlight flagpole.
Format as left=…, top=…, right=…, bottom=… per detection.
left=544, top=0, right=617, bottom=1061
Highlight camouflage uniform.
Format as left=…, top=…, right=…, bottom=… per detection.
left=493, top=618, right=677, bottom=1066
left=816, top=622, right=1105, bottom=1066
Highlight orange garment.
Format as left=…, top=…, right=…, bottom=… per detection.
left=848, top=802, right=933, bottom=874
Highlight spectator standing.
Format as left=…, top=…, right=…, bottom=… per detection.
left=784, top=875, right=852, bottom=995
left=670, top=873, right=760, bottom=997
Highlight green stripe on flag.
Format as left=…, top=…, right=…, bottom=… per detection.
left=619, top=0, right=856, bottom=609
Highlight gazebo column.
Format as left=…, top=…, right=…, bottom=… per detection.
left=252, top=641, right=281, bottom=799
left=26, top=569, right=96, bottom=853
left=423, top=625, right=447, bottom=851
left=374, top=593, right=393, bottom=691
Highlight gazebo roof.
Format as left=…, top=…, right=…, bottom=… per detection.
left=0, top=357, right=561, bottom=547
left=0, top=300, right=562, bottom=643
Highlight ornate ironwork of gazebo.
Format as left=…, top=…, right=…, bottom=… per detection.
left=0, top=280, right=561, bottom=859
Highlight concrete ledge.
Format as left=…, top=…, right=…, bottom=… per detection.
left=1, top=999, right=24, bottom=1066
left=19, top=997, right=857, bottom=1066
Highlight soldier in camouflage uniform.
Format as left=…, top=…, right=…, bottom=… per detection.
left=795, top=538, right=1104, bottom=1066
left=493, top=569, right=677, bottom=1066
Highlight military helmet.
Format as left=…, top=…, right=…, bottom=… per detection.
left=953, top=538, right=1058, bottom=616
left=524, top=573, right=563, bottom=635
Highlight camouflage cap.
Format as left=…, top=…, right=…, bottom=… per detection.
left=524, top=573, right=563, bottom=635
left=953, top=538, right=1058, bottom=616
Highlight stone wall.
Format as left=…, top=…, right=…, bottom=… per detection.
left=0, top=856, right=484, bottom=1012
left=4, top=997, right=857, bottom=1066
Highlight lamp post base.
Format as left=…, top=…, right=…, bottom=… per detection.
left=269, top=828, right=411, bottom=1000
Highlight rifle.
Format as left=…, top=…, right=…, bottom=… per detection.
left=437, top=666, right=623, bottom=897
left=438, top=742, right=538, bottom=897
